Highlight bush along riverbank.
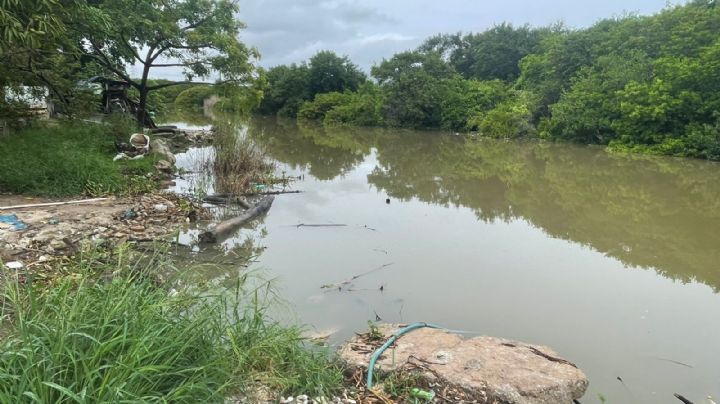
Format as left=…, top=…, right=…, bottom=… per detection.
left=256, top=0, right=720, bottom=161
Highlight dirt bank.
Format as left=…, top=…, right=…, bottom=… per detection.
left=0, top=193, right=208, bottom=269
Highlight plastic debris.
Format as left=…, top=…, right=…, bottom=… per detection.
left=0, top=214, right=27, bottom=231
left=113, top=152, right=145, bottom=161
left=120, top=208, right=137, bottom=220
left=129, top=133, right=150, bottom=152
left=410, top=388, right=435, bottom=401
left=4, top=261, right=24, bottom=270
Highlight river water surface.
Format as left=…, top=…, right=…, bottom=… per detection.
left=174, top=116, right=720, bottom=403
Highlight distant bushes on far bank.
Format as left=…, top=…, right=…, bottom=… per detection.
left=256, top=1, right=720, bottom=160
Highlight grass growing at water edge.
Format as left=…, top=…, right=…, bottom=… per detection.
left=212, top=121, right=274, bottom=195
left=0, top=248, right=343, bottom=402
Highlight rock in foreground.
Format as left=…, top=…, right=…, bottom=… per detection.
left=339, top=324, right=588, bottom=404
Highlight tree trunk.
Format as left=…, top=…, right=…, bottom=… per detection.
left=137, top=59, right=151, bottom=127
left=137, top=86, right=148, bottom=126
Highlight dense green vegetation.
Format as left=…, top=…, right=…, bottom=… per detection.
left=0, top=121, right=159, bottom=196
left=257, top=51, right=367, bottom=118
left=259, top=1, right=720, bottom=160
left=0, top=0, right=258, bottom=123
left=0, top=249, right=343, bottom=402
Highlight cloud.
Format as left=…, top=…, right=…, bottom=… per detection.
left=136, top=0, right=673, bottom=79
left=238, top=0, right=409, bottom=70
left=238, top=0, right=671, bottom=73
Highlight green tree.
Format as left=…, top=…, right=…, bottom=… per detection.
left=372, top=51, right=454, bottom=128
left=440, top=77, right=507, bottom=131
left=256, top=64, right=311, bottom=117
left=308, top=51, right=366, bottom=97
left=0, top=0, right=104, bottom=115
left=79, top=0, right=258, bottom=124
left=543, top=52, right=652, bottom=143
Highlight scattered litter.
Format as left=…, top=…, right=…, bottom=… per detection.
left=153, top=204, right=168, bottom=212
left=4, top=261, right=24, bottom=270
left=120, top=208, right=137, bottom=220
left=410, top=388, right=435, bottom=401
left=0, top=214, right=27, bottom=231
left=113, top=152, right=145, bottom=161
left=129, top=133, right=150, bottom=152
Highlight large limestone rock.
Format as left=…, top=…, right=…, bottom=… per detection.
left=339, top=324, right=588, bottom=404
left=150, top=139, right=175, bottom=164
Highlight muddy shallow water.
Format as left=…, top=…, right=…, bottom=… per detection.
left=173, top=116, right=720, bottom=403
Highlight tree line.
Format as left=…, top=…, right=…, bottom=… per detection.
left=0, top=0, right=258, bottom=123
left=257, top=0, right=720, bottom=160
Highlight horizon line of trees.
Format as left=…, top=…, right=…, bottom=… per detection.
left=255, top=0, right=720, bottom=160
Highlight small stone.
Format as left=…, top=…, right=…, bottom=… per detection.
left=130, top=225, right=145, bottom=232
left=49, top=239, right=67, bottom=250
left=38, top=255, right=50, bottom=262
left=113, top=232, right=126, bottom=238
left=153, top=204, right=168, bottom=212
left=155, top=159, right=173, bottom=173
left=5, top=261, right=24, bottom=269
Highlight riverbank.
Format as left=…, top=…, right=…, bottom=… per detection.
left=0, top=193, right=208, bottom=269
left=0, top=117, right=350, bottom=402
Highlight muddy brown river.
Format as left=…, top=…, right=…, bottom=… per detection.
left=173, top=116, right=720, bottom=403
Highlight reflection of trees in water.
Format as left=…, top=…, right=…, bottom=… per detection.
left=246, top=116, right=372, bottom=180
left=369, top=134, right=720, bottom=291
left=242, top=115, right=720, bottom=291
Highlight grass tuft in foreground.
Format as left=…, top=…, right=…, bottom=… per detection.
left=0, top=249, right=343, bottom=402
left=0, top=121, right=158, bottom=197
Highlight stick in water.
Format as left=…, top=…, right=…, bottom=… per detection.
left=297, top=223, right=347, bottom=228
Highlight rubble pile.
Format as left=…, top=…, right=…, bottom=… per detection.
left=0, top=193, right=208, bottom=267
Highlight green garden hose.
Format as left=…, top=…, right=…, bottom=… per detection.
left=365, top=322, right=447, bottom=389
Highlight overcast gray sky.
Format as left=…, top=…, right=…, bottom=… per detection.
left=133, top=0, right=678, bottom=80
left=238, top=0, right=678, bottom=71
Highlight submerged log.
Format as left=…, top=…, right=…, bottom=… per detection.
left=199, top=196, right=274, bottom=243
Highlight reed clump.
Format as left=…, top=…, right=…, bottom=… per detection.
left=212, top=122, right=274, bottom=195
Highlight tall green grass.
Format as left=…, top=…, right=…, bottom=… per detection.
left=0, top=250, right=342, bottom=402
left=0, top=121, right=157, bottom=196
